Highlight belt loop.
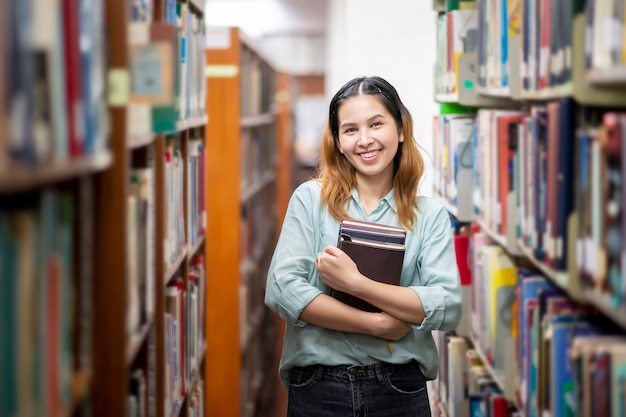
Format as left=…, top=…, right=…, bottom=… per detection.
left=314, top=365, right=324, bottom=381
left=374, top=362, right=385, bottom=384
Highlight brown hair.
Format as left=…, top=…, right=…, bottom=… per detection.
left=316, top=76, right=425, bottom=229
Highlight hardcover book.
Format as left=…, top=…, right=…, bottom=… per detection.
left=330, top=219, right=406, bottom=312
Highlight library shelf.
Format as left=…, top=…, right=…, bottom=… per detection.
left=0, top=151, right=113, bottom=193
left=205, top=26, right=292, bottom=417
left=92, top=2, right=209, bottom=417
left=432, top=3, right=626, bottom=416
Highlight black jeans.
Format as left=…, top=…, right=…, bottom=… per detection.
left=287, top=360, right=431, bottom=417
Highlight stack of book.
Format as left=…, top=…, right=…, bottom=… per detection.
left=331, top=219, right=407, bottom=312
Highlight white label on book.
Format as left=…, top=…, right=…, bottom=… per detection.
left=576, top=240, right=584, bottom=269
left=583, top=237, right=596, bottom=278
left=495, top=202, right=501, bottom=228
left=128, top=104, right=152, bottom=140
left=556, top=237, right=563, bottom=259
left=539, top=48, right=549, bottom=78
left=128, top=22, right=149, bottom=46
left=544, top=222, right=552, bottom=257
left=551, top=51, right=564, bottom=75
left=603, top=18, right=616, bottom=51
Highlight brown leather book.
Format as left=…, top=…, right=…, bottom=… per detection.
left=331, top=219, right=406, bottom=312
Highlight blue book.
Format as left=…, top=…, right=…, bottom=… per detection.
left=548, top=317, right=596, bottom=417
left=555, top=99, right=576, bottom=271
left=518, top=272, right=552, bottom=406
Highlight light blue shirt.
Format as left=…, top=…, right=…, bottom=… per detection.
left=265, top=180, right=462, bottom=386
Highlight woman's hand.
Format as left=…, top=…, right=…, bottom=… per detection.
left=315, top=245, right=363, bottom=294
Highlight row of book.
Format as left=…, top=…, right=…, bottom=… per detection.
left=164, top=256, right=206, bottom=416
left=240, top=46, right=276, bottom=118
left=0, top=189, right=87, bottom=417
left=163, top=134, right=207, bottom=267
left=431, top=223, right=626, bottom=417
left=585, top=0, right=626, bottom=72
left=128, top=368, right=206, bottom=417
left=0, top=0, right=108, bottom=170
left=431, top=333, right=515, bottom=417
left=164, top=137, right=186, bottom=266
left=126, top=133, right=206, bottom=341
left=431, top=111, right=475, bottom=221
left=241, top=124, right=278, bottom=195
left=127, top=167, right=156, bottom=339
left=434, top=1, right=478, bottom=95
left=436, top=0, right=626, bottom=96
left=433, top=102, right=626, bottom=313
left=127, top=0, right=207, bottom=139
left=187, top=136, right=206, bottom=248
left=174, top=2, right=207, bottom=121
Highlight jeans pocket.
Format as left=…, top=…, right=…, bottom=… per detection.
left=289, top=366, right=319, bottom=390
left=386, top=365, right=427, bottom=396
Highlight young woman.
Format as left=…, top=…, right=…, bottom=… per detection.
left=265, top=76, right=462, bottom=417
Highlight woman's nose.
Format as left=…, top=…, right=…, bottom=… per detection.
left=357, top=130, right=373, bottom=146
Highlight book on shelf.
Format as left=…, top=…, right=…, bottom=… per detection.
left=330, top=219, right=406, bottom=313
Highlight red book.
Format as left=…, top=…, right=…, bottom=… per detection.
left=47, top=258, right=61, bottom=417
left=453, top=235, right=471, bottom=285
left=62, top=0, right=84, bottom=157
left=491, top=394, right=510, bottom=416
left=496, top=113, right=526, bottom=236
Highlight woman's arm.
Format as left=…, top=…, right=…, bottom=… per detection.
left=299, top=292, right=411, bottom=341
left=315, top=246, right=426, bottom=324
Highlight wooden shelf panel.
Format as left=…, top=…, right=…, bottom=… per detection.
left=176, top=114, right=208, bottom=132
left=0, top=151, right=113, bottom=193
left=165, top=248, right=188, bottom=284
left=128, top=133, right=155, bottom=149
left=125, top=316, right=154, bottom=366
left=241, top=112, right=276, bottom=128
left=187, top=234, right=205, bottom=259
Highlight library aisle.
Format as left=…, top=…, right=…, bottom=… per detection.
left=20, top=0, right=626, bottom=416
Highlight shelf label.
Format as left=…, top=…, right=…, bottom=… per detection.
left=108, top=69, right=130, bottom=106
left=206, top=65, right=239, bottom=78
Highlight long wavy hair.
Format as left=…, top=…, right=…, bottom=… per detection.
left=316, top=76, right=425, bottom=229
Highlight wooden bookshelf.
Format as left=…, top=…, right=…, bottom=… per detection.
left=205, top=26, right=290, bottom=417
left=93, top=1, right=208, bottom=417
left=0, top=1, right=115, bottom=417
left=432, top=2, right=626, bottom=416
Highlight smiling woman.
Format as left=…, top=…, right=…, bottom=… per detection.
left=265, top=76, right=462, bottom=417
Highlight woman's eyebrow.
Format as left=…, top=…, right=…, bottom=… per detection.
left=340, top=114, right=385, bottom=129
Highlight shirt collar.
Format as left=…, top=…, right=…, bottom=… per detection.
left=350, top=188, right=398, bottom=213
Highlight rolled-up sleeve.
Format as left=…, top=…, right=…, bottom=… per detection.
left=265, top=183, right=324, bottom=326
left=410, top=206, right=462, bottom=331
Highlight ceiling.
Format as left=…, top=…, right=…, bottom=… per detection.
left=204, top=0, right=329, bottom=39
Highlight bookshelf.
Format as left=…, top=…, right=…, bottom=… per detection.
left=205, top=26, right=290, bottom=417
left=431, top=1, right=626, bottom=416
left=92, top=1, right=208, bottom=417
left=0, top=0, right=115, bottom=416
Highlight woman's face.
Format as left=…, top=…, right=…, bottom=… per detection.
left=336, top=94, right=403, bottom=183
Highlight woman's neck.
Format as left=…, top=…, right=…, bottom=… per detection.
left=355, top=175, right=393, bottom=214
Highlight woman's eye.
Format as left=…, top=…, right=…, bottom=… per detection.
left=371, top=121, right=382, bottom=127
left=345, top=128, right=356, bottom=133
